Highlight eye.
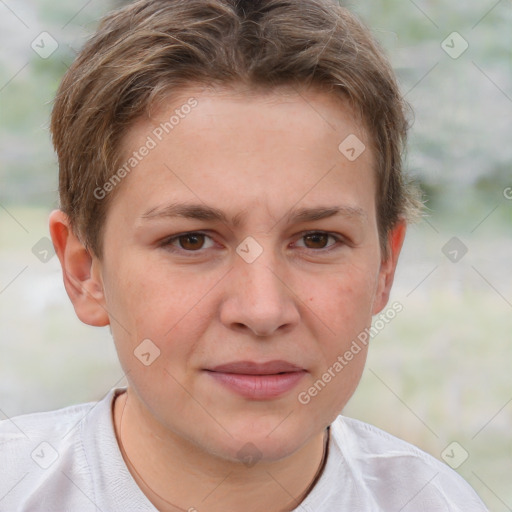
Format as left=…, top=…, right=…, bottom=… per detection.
left=161, top=231, right=215, bottom=252
left=160, top=230, right=345, bottom=256
left=295, top=231, right=343, bottom=251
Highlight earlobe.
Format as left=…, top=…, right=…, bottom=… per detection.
left=49, top=210, right=110, bottom=327
left=372, top=220, right=407, bottom=315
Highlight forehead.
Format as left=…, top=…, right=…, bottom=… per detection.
left=123, top=83, right=370, bottom=162
left=112, top=84, right=376, bottom=224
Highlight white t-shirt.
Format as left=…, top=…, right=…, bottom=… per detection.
left=0, top=388, right=488, bottom=511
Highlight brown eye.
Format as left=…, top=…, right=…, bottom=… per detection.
left=303, top=232, right=330, bottom=249
left=161, top=231, right=216, bottom=255
left=178, top=233, right=206, bottom=250
left=295, top=232, right=343, bottom=252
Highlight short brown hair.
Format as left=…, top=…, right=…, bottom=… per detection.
left=51, top=0, right=421, bottom=258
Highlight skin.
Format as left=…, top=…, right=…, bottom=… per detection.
left=50, top=84, right=406, bottom=512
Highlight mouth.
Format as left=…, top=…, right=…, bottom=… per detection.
left=204, top=360, right=307, bottom=400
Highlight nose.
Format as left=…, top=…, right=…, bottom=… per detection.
left=219, top=249, right=300, bottom=337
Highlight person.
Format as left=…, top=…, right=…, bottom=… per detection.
left=0, top=0, right=489, bottom=510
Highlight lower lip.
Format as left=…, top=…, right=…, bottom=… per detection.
left=206, top=371, right=306, bottom=400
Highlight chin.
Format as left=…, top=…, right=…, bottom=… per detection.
left=215, top=437, right=304, bottom=466
left=205, top=417, right=316, bottom=465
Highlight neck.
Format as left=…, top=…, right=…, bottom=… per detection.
left=113, top=389, right=329, bottom=512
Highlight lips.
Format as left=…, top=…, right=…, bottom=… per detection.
left=209, top=360, right=304, bottom=375
left=205, top=360, right=306, bottom=400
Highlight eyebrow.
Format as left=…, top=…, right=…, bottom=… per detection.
left=140, top=202, right=366, bottom=227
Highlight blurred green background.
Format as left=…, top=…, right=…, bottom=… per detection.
left=1, top=0, right=511, bottom=509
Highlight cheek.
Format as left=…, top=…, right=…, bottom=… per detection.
left=103, top=259, right=216, bottom=361
left=307, top=263, right=378, bottom=338
left=105, top=255, right=195, bottom=324
left=301, top=276, right=373, bottom=419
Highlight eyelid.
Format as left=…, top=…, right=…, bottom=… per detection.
left=160, top=230, right=347, bottom=255
left=160, top=231, right=216, bottom=254
left=293, top=230, right=346, bottom=251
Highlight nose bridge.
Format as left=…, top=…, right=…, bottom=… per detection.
left=220, top=241, right=299, bottom=336
left=236, top=233, right=283, bottom=289
left=242, top=256, right=283, bottom=302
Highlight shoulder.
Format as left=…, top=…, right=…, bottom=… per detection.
left=0, top=394, right=110, bottom=510
left=0, top=399, right=96, bottom=461
left=329, top=416, right=489, bottom=511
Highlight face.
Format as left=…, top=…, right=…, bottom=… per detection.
left=65, top=85, right=404, bottom=463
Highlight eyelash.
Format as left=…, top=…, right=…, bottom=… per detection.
left=160, top=230, right=346, bottom=256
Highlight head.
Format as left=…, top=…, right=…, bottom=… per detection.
left=50, top=0, right=420, bottom=463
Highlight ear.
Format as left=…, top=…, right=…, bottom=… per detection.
left=372, top=220, right=407, bottom=315
left=49, top=210, right=109, bottom=327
